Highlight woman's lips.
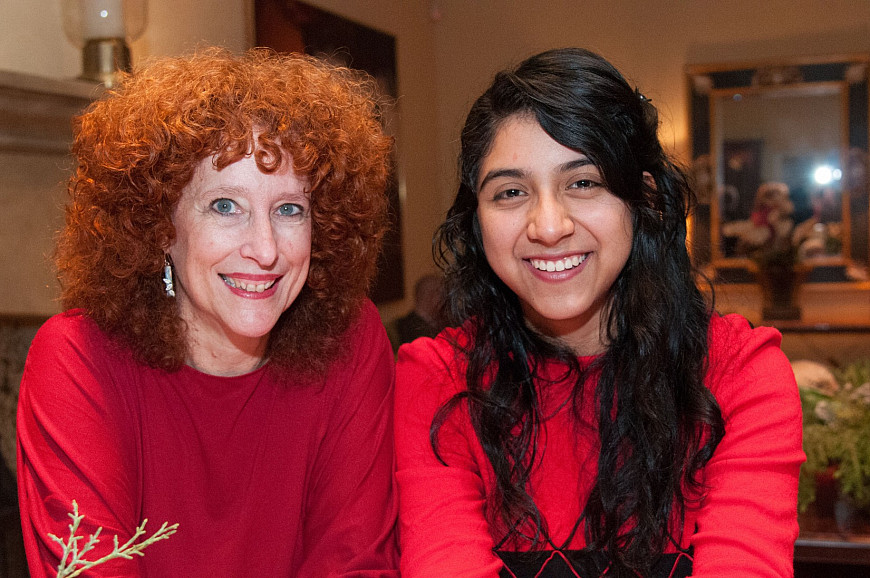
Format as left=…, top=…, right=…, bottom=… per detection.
left=529, top=253, right=589, bottom=272
left=220, top=274, right=280, bottom=294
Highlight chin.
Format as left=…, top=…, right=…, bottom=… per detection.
left=228, top=318, right=282, bottom=340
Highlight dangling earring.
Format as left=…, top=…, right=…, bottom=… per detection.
left=162, top=255, right=176, bottom=297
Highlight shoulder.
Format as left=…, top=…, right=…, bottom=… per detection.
left=706, top=313, right=797, bottom=417
left=345, top=299, right=389, bottom=346
left=307, top=301, right=396, bottom=440
left=324, top=299, right=391, bottom=362
left=36, top=309, right=97, bottom=338
left=20, top=310, right=140, bottom=427
left=30, top=309, right=122, bottom=361
left=708, top=313, right=782, bottom=354
left=395, top=325, right=469, bottom=410
left=707, top=313, right=787, bottom=377
left=321, top=299, right=394, bottom=389
left=397, top=326, right=468, bottom=379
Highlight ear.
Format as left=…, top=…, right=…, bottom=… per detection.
left=641, top=171, right=663, bottom=221
left=641, top=171, right=658, bottom=206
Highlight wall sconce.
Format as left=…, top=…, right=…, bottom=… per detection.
left=62, top=0, right=147, bottom=87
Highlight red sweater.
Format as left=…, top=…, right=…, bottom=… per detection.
left=395, top=314, right=804, bottom=577
left=18, top=300, right=399, bottom=577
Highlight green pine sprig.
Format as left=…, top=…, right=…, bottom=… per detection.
left=49, top=500, right=178, bottom=578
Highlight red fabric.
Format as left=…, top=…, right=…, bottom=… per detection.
left=395, top=314, right=804, bottom=577
left=18, top=300, right=399, bottom=578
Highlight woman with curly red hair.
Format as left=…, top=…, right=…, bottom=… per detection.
left=17, top=48, right=399, bottom=577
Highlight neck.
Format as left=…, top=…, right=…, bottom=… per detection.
left=523, top=302, right=609, bottom=357
left=186, top=351, right=266, bottom=376
left=185, top=332, right=268, bottom=377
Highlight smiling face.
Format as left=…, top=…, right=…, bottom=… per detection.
left=168, top=152, right=311, bottom=375
left=476, top=115, right=633, bottom=354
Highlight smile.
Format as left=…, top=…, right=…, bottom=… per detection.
left=530, top=254, right=588, bottom=272
left=220, top=274, right=278, bottom=293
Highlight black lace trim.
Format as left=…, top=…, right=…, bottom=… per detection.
left=497, top=549, right=693, bottom=578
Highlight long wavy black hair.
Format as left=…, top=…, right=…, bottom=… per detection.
left=432, top=47, right=724, bottom=575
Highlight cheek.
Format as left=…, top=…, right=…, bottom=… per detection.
left=166, top=234, right=191, bottom=269
left=478, top=217, right=495, bottom=252
left=478, top=210, right=520, bottom=252
left=477, top=215, right=508, bottom=272
left=479, top=222, right=526, bottom=291
left=611, top=210, right=634, bottom=265
left=168, top=210, right=216, bottom=264
left=278, top=225, right=313, bottom=263
left=296, top=225, right=313, bottom=254
left=186, top=237, right=225, bottom=263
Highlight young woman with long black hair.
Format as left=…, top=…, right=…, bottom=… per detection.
left=395, top=48, right=803, bottom=577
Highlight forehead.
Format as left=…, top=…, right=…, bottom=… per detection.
left=477, top=115, right=590, bottom=186
left=181, top=151, right=308, bottom=199
left=489, top=115, right=583, bottom=157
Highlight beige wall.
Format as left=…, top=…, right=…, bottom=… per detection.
left=2, top=0, right=870, bottom=318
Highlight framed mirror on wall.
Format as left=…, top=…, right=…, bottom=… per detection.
left=687, top=55, right=870, bottom=290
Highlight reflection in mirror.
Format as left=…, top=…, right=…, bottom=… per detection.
left=687, top=56, right=870, bottom=285
left=718, top=86, right=843, bottom=264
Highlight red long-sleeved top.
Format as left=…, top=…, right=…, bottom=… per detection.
left=395, top=314, right=804, bottom=577
left=18, top=300, right=399, bottom=577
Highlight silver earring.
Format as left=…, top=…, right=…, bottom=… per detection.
left=162, top=256, right=176, bottom=297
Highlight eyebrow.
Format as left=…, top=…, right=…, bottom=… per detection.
left=196, top=185, right=309, bottom=200
left=559, top=158, right=595, bottom=172
left=478, top=168, right=526, bottom=191
left=477, top=157, right=595, bottom=191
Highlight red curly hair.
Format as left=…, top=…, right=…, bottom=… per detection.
left=57, top=47, right=393, bottom=373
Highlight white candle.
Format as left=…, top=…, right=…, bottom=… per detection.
left=81, top=0, right=125, bottom=39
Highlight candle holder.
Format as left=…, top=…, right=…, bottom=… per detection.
left=61, top=0, right=147, bottom=87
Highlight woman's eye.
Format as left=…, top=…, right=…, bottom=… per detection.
left=277, top=203, right=305, bottom=219
left=493, top=188, right=525, bottom=201
left=569, top=179, right=599, bottom=190
left=211, top=198, right=237, bottom=214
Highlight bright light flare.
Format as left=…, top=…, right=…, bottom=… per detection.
left=813, top=165, right=842, bottom=185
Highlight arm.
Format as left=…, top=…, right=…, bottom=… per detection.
left=691, top=315, right=804, bottom=577
left=17, top=314, right=141, bottom=578
left=295, top=301, right=400, bottom=577
left=394, top=335, right=504, bottom=578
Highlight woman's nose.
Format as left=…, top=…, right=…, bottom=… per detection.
left=527, top=194, right=574, bottom=245
left=240, top=214, right=279, bottom=267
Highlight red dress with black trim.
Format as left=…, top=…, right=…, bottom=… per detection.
left=395, top=314, right=803, bottom=577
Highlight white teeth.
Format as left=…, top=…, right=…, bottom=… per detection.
left=221, top=275, right=276, bottom=293
left=531, top=254, right=588, bottom=272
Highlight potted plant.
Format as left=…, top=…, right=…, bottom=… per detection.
left=794, top=359, right=870, bottom=530
left=721, top=182, right=807, bottom=320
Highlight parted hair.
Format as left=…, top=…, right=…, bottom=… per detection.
left=433, top=48, right=724, bottom=575
left=56, top=47, right=393, bottom=373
